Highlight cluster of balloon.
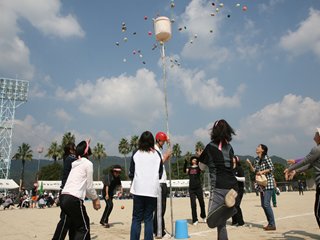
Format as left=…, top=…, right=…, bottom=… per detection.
left=170, top=58, right=181, bottom=68
left=172, top=1, right=249, bottom=45
left=116, top=17, right=154, bottom=64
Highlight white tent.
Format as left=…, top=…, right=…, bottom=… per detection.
left=37, top=180, right=104, bottom=191
left=0, top=179, right=19, bottom=189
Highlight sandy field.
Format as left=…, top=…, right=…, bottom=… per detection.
left=0, top=191, right=319, bottom=240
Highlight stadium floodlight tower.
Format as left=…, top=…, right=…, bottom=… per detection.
left=0, top=78, right=29, bottom=179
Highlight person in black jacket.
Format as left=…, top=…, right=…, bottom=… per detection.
left=52, top=142, right=76, bottom=240
left=184, top=155, right=206, bottom=225
left=231, top=156, right=245, bottom=226
left=100, top=165, right=123, bottom=228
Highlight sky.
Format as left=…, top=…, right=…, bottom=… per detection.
left=1, top=0, right=320, bottom=160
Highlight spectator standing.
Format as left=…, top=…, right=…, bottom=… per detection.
left=153, top=131, right=171, bottom=238
left=184, top=155, right=206, bottom=225
left=129, top=131, right=163, bottom=240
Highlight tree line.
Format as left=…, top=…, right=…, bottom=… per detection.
left=13, top=132, right=314, bottom=189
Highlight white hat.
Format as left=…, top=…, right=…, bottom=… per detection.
left=317, top=128, right=320, bottom=135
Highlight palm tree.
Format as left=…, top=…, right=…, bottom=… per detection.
left=60, top=132, right=76, bottom=157
left=129, top=135, right=139, bottom=153
left=46, top=141, right=61, bottom=162
left=92, top=142, right=107, bottom=181
left=195, top=141, right=205, bottom=153
left=118, top=138, right=130, bottom=178
left=14, top=143, right=33, bottom=188
left=172, top=143, right=182, bottom=178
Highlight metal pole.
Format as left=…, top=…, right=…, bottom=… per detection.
left=160, top=42, right=174, bottom=237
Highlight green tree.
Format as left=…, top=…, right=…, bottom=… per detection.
left=60, top=132, right=76, bottom=157
left=130, top=135, right=139, bottom=153
left=38, top=163, right=63, bottom=180
left=93, top=142, right=107, bottom=181
left=118, top=138, right=130, bottom=179
left=273, top=162, right=286, bottom=182
left=14, top=143, right=33, bottom=188
left=172, top=143, right=182, bottom=178
left=46, top=141, right=61, bottom=162
left=195, top=141, right=205, bottom=152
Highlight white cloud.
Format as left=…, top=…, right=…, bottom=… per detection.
left=55, top=108, right=73, bottom=123
left=258, top=0, right=285, bottom=13
left=168, top=66, right=246, bottom=109
left=279, top=8, right=320, bottom=58
left=235, top=94, right=320, bottom=157
left=0, top=0, right=84, bottom=79
left=12, top=115, right=57, bottom=154
left=179, top=0, right=231, bottom=62
left=56, top=68, right=164, bottom=128
left=234, top=19, right=264, bottom=60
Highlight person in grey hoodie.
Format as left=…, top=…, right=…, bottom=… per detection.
left=284, top=127, right=320, bottom=228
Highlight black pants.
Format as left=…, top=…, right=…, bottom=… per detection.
left=60, top=194, right=90, bottom=240
left=232, top=189, right=244, bottom=225
left=52, top=210, right=73, bottom=240
left=100, top=198, right=114, bottom=224
left=315, top=185, right=320, bottom=228
left=153, top=183, right=168, bottom=236
left=189, top=187, right=206, bottom=223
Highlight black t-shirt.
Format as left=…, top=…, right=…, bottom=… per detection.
left=186, top=165, right=202, bottom=189
left=199, top=142, right=238, bottom=190
left=102, top=173, right=121, bottom=198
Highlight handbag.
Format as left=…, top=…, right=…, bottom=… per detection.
left=255, top=174, right=267, bottom=187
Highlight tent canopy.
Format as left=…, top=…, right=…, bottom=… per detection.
left=38, top=180, right=104, bottom=191
left=0, top=179, right=19, bottom=189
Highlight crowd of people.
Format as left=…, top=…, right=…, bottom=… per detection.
left=0, top=185, right=58, bottom=210
left=2, top=120, right=319, bottom=240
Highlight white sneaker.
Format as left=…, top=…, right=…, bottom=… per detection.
left=225, top=189, right=237, bottom=208
left=202, top=218, right=207, bottom=223
left=162, top=233, right=172, bottom=239
left=193, top=221, right=198, bottom=226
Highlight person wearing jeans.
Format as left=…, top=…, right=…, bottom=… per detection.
left=129, top=131, right=163, bottom=240
left=254, top=144, right=276, bottom=231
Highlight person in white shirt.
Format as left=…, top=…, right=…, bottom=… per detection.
left=129, top=131, right=163, bottom=240
left=60, top=140, right=101, bottom=240
left=153, top=131, right=172, bottom=238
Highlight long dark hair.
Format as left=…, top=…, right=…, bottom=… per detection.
left=63, top=142, right=75, bottom=160
left=260, top=144, right=268, bottom=158
left=210, top=119, right=235, bottom=145
left=76, top=140, right=92, bottom=158
left=138, top=131, right=155, bottom=152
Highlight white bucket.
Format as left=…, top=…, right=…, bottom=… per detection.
left=154, top=16, right=172, bottom=42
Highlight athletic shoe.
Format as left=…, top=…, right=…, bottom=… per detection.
left=202, top=218, right=207, bottom=223
left=263, top=225, right=276, bottom=231
left=162, top=233, right=172, bottom=239
left=193, top=221, right=198, bottom=226
left=104, top=223, right=110, bottom=228
left=225, top=189, right=237, bottom=208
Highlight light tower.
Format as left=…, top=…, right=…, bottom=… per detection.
left=0, top=78, right=29, bottom=179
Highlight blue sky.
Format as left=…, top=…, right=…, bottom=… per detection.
left=1, top=0, right=320, bottom=159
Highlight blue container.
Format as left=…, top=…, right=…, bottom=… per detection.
left=175, top=219, right=189, bottom=239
